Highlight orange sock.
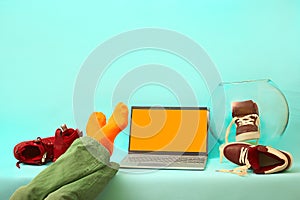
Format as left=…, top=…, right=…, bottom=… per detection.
left=86, top=112, right=106, bottom=137
left=86, top=103, right=129, bottom=154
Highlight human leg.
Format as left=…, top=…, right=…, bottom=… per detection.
left=10, top=103, right=128, bottom=200
left=44, top=161, right=119, bottom=200
left=10, top=137, right=117, bottom=200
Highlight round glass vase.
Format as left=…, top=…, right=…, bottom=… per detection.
left=209, top=79, right=289, bottom=146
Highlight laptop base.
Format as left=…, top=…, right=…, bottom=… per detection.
left=120, top=154, right=207, bottom=170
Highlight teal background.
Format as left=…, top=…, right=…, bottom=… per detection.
left=1, top=1, right=300, bottom=199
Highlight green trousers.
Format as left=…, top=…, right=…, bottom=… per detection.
left=10, top=136, right=119, bottom=200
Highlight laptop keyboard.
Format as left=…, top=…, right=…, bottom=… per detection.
left=127, top=155, right=206, bottom=164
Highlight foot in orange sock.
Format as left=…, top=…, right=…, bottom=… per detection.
left=86, top=112, right=106, bottom=137
left=86, top=103, right=129, bottom=154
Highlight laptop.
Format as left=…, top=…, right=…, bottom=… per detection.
left=120, top=106, right=209, bottom=170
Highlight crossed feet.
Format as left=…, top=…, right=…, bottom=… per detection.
left=86, top=102, right=129, bottom=155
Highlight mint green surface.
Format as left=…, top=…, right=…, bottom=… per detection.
left=1, top=1, right=300, bottom=199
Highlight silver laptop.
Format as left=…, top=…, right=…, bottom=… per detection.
left=120, top=106, right=209, bottom=170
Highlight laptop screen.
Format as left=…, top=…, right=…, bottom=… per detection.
left=129, top=107, right=208, bottom=154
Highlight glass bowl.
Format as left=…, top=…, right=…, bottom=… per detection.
left=209, top=79, right=289, bottom=147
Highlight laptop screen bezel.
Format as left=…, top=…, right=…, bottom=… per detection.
left=128, top=106, right=209, bottom=156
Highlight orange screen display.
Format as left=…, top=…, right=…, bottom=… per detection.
left=129, top=107, right=208, bottom=153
